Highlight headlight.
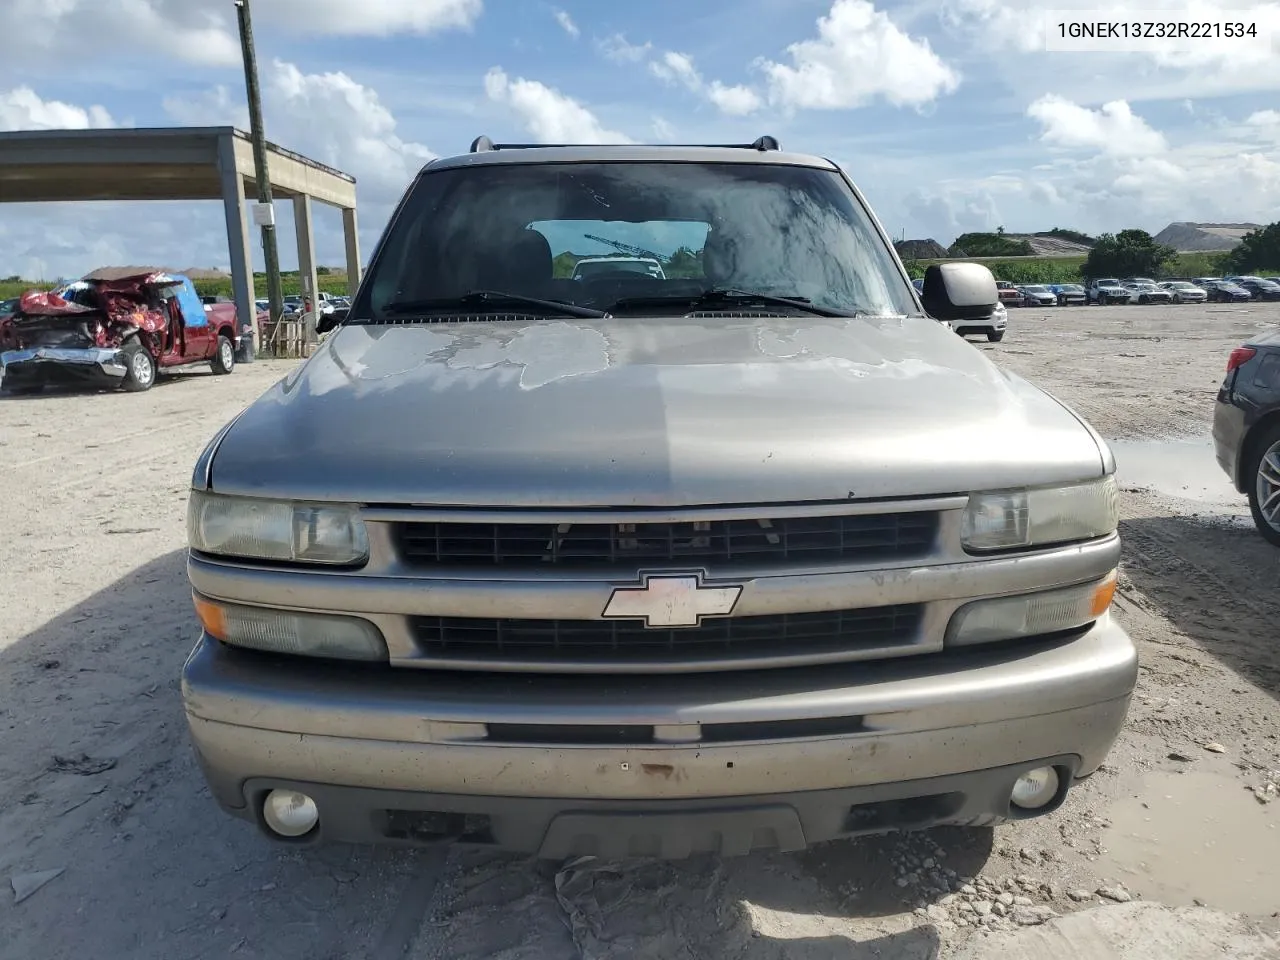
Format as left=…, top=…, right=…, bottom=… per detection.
left=187, top=490, right=369, bottom=565
left=194, top=594, right=387, bottom=660
left=947, top=571, right=1117, bottom=646
left=961, top=476, right=1119, bottom=552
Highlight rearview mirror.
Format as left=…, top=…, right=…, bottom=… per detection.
left=921, top=263, right=998, bottom=323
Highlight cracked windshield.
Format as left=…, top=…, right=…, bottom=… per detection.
left=1, top=1, right=1278, bottom=959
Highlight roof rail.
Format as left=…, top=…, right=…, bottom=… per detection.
left=466, top=135, right=783, bottom=153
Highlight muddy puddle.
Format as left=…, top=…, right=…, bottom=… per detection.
left=1110, top=437, right=1247, bottom=513
left=1102, top=763, right=1280, bottom=915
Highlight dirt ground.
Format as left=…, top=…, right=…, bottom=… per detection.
left=1, top=302, right=1278, bottom=959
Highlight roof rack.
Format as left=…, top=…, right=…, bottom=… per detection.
left=468, top=135, right=782, bottom=153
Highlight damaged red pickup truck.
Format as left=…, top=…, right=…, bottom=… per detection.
left=0, top=272, right=240, bottom=395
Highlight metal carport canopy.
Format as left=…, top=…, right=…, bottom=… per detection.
left=0, top=126, right=362, bottom=360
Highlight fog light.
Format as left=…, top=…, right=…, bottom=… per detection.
left=262, top=789, right=319, bottom=837
left=1010, top=766, right=1060, bottom=811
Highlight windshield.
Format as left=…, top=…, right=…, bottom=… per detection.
left=356, top=161, right=917, bottom=321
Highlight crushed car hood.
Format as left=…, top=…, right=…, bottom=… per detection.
left=207, top=316, right=1109, bottom=506
left=16, top=291, right=97, bottom=317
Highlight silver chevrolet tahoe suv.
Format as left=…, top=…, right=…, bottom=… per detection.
left=182, top=136, right=1136, bottom=858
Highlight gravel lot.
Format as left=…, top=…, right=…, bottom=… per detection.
left=1, top=302, right=1278, bottom=959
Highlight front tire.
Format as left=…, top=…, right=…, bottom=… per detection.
left=121, top=341, right=157, bottom=392
left=211, top=335, right=235, bottom=375
left=987, top=331, right=1005, bottom=342
left=1246, top=426, right=1280, bottom=547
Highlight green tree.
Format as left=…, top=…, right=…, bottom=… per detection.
left=1082, top=229, right=1176, bottom=279
left=665, top=245, right=703, bottom=279
left=1036, top=227, right=1095, bottom=246
left=1223, top=222, right=1280, bottom=273
left=948, top=232, right=1034, bottom=257
left=551, top=251, right=581, bottom=279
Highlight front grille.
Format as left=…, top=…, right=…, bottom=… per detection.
left=411, top=604, right=923, bottom=667
left=394, top=511, right=939, bottom=570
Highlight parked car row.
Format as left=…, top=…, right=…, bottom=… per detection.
left=1084, top=275, right=1280, bottom=305
left=989, top=275, right=1280, bottom=307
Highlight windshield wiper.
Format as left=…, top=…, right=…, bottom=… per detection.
left=382, top=290, right=608, bottom=319
left=607, top=288, right=850, bottom=318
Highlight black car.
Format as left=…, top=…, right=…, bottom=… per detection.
left=1202, top=280, right=1253, bottom=302
left=1214, top=328, right=1280, bottom=545
left=1232, top=277, right=1280, bottom=301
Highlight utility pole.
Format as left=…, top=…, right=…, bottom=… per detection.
left=235, top=0, right=283, bottom=362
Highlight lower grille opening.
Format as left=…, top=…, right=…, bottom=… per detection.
left=701, top=715, right=867, bottom=742
left=486, top=723, right=655, bottom=745
left=483, top=716, right=870, bottom=746
left=411, top=604, right=924, bottom=669
left=843, top=793, right=965, bottom=833
left=383, top=810, right=494, bottom=844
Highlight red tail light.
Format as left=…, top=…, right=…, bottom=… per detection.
left=1227, top=346, right=1256, bottom=372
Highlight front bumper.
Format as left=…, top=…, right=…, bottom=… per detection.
left=183, top=616, right=1137, bottom=856
left=1, top=346, right=128, bottom=387
left=1213, top=397, right=1248, bottom=490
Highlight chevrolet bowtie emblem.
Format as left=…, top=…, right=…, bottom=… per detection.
left=602, top=574, right=742, bottom=628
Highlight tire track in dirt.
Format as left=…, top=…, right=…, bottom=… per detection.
left=1119, top=517, right=1280, bottom=690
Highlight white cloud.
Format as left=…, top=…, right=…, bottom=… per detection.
left=0, top=86, right=115, bottom=130
left=648, top=51, right=762, bottom=115
left=483, top=67, right=632, bottom=143
left=707, top=82, right=763, bottom=116
left=553, top=8, right=579, bottom=38
left=758, top=0, right=960, bottom=109
left=942, top=0, right=1280, bottom=98
left=651, top=116, right=676, bottom=141
left=1027, top=95, right=1168, bottom=156
left=1248, top=109, right=1280, bottom=127
left=271, top=0, right=482, bottom=35
left=0, top=0, right=240, bottom=66
left=0, top=0, right=481, bottom=67
left=267, top=62, right=437, bottom=199
left=597, top=33, right=652, bottom=63
left=905, top=115, right=1280, bottom=241
left=650, top=52, right=703, bottom=91
left=163, top=62, right=435, bottom=203
left=161, top=86, right=247, bottom=129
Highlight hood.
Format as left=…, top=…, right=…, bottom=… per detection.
left=207, top=315, right=1108, bottom=507
left=17, top=291, right=96, bottom=317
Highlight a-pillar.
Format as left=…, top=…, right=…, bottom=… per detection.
left=293, top=193, right=319, bottom=345
left=342, top=206, right=362, bottom=297
left=217, top=134, right=257, bottom=363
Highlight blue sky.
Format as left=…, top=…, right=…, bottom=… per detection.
left=1, top=0, right=1278, bottom=279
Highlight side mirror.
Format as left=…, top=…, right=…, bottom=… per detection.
left=315, top=307, right=346, bottom=334
left=921, top=263, right=998, bottom=323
